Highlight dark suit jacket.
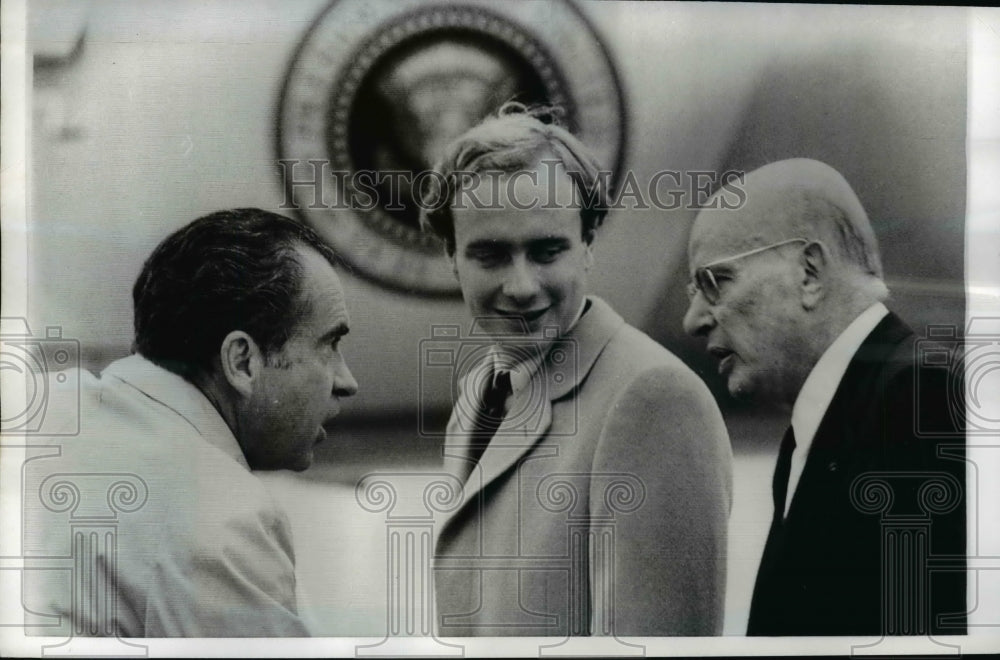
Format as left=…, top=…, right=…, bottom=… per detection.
left=434, top=297, right=733, bottom=636
left=747, top=312, right=966, bottom=636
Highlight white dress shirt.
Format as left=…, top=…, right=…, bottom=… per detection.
left=785, top=302, right=889, bottom=517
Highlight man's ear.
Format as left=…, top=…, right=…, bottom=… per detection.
left=218, top=330, right=264, bottom=398
left=800, top=241, right=827, bottom=310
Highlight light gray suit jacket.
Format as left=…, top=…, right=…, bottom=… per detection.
left=22, top=355, right=308, bottom=637
left=434, top=297, right=732, bottom=636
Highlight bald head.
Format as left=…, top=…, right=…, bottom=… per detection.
left=692, top=158, right=884, bottom=282
left=683, top=159, right=889, bottom=406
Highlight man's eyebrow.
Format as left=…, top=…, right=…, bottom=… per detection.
left=529, top=236, right=571, bottom=246
left=465, top=239, right=511, bottom=251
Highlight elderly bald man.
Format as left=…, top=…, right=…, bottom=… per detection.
left=683, top=159, right=966, bottom=636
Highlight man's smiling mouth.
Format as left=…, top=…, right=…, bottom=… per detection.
left=496, top=307, right=548, bottom=323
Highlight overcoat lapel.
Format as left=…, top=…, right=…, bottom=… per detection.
left=442, top=373, right=485, bottom=484
left=785, top=312, right=912, bottom=518
left=438, top=297, right=624, bottom=532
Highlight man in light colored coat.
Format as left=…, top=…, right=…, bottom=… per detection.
left=23, top=209, right=358, bottom=636
left=421, top=104, right=733, bottom=636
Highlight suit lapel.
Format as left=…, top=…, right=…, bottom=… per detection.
left=752, top=313, right=914, bottom=633
left=787, top=312, right=913, bottom=518
left=470, top=370, right=554, bottom=493
left=442, top=368, right=484, bottom=484
left=438, top=297, right=625, bottom=532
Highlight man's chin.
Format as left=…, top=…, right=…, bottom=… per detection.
left=482, top=318, right=533, bottom=339
left=286, top=449, right=314, bottom=472
left=483, top=311, right=562, bottom=339
left=726, top=375, right=787, bottom=410
left=249, top=455, right=312, bottom=472
left=725, top=372, right=756, bottom=401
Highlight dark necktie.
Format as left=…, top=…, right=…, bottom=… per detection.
left=466, top=369, right=512, bottom=468
left=771, top=426, right=797, bottom=524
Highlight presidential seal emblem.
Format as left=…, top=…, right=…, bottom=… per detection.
left=277, top=0, right=626, bottom=296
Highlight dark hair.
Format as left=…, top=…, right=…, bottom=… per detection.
left=420, top=102, right=610, bottom=253
left=132, top=208, right=340, bottom=380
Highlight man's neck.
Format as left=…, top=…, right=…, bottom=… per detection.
left=192, top=372, right=242, bottom=443
left=781, top=297, right=882, bottom=409
left=786, top=298, right=885, bottom=407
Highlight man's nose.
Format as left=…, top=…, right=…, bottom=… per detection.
left=501, top=256, right=541, bottom=302
left=682, top=291, right=715, bottom=337
left=333, top=359, right=359, bottom=397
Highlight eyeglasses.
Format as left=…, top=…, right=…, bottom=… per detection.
left=687, top=238, right=810, bottom=305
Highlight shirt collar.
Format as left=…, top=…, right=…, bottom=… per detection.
left=102, top=354, right=250, bottom=469
left=791, top=302, right=890, bottom=459
left=490, top=297, right=589, bottom=396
